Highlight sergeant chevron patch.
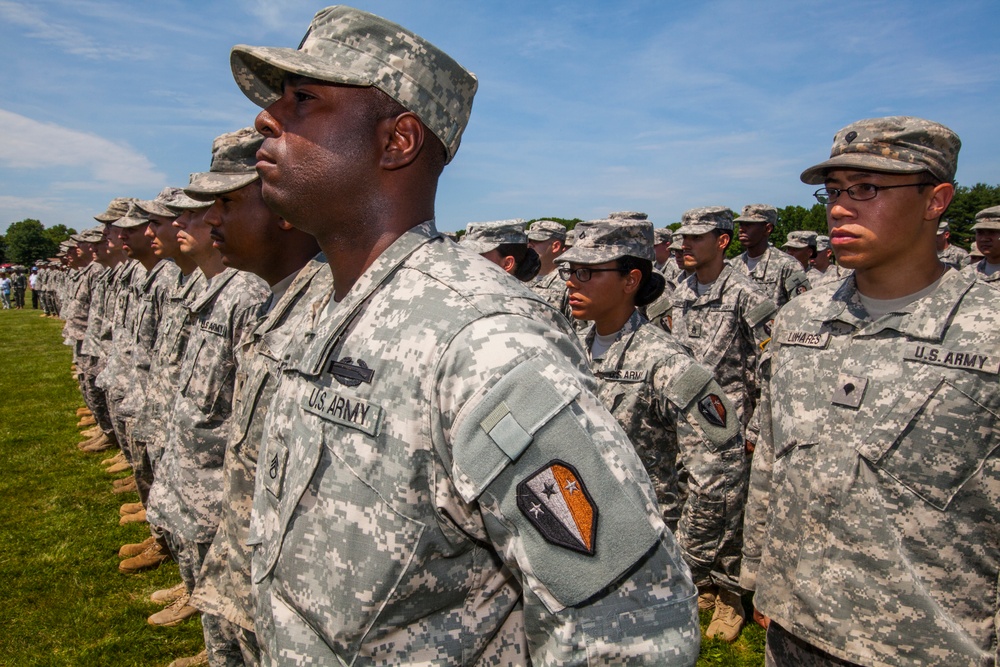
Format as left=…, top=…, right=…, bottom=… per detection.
left=517, top=460, right=597, bottom=556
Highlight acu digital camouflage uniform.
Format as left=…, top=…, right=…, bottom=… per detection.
left=670, top=260, right=775, bottom=428
left=742, top=270, right=1000, bottom=667
left=937, top=221, right=970, bottom=269
left=732, top=205, right=810, bottom=307
left=146, top=267, right=268, bottom=596
left=964, top=205, right=1000, bottom=288
left=806, top=236, right=852, bottom=288
left=192, top=258, right=331, bottom=666
left=526, top=220, right=570, bottom=313
left=248, top=223, right=700, bottom=665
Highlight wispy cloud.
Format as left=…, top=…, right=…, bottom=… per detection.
left=0, top=108, right=165, bottom=187
left=0, top=0, right=132, bottom=59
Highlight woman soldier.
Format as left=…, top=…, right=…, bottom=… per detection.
left=461, top=219, right=541, bottom=282
left=559, top=217, right=751, bottom=642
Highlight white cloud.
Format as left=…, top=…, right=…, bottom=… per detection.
left=0, top=0, right=128, bottom=59
left=0, top=108, right=165, bottom=187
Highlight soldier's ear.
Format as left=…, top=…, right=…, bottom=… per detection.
left=380, top=112, right=424, bottom=171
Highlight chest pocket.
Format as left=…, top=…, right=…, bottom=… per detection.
left=180, top=330, right=235, bottom=416
left=857, top=374, right=999, bottom=510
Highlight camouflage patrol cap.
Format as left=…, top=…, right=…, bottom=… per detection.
left=972, top=205, right=1000, bottom=231
left=815, top=235, right=831, bottom=252
left=936, top=220, right=950, bottom=234
left=167, top=185, right=213, bottom=212
left=75, top=228, right=105, bottom=244
left=112, top=202, right=151, bottom=229
left=800, top=116, right=960, bottom=185
left=462, top=219, right=527, bottom=254
left=185, top=128, right=263, bottom=200
left=969, top=241, right=984, bottom=259
left=94, top=197, right=134, bottom=223
left=609, top=211, right=648, bottom=222
left=564, top=228, right=577, bottom=247
left=669, top=233, right=684, bottom=251
left=527, top=220, right=567, bottom=242
left=136, top=187, right=186, bottom=218
left=653, top=227, right=673, bottom=245
left=736, top=204, right=777, bottom=226
left=677, top=206, right=734, bottom=236
left=783, top=230, right=817, bottom=249
left=230, top=5, right=478, bottom=164
left=558, top=218, right=654, bottom=265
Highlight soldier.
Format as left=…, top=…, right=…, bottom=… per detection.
left=780, top=230, right=817, bottom=272
left=732, top=205, right=810, bottom=307
left=936, top=219, right=970, bottom=269
left=560, top=217, right=748, bottom=642
left=462, top=219, right=541, bottom=282
left=742, top=116, right=1000, bottom=666
left=526, top=219, right=569, bottom=310
left=184, top=126, right=322, bottom=667
left=965, top=205, right=1000, bottom=287
left=653, top=227, right=675, bottom=274
left=144, top=130, right=269, bottom=649
left=12, top=268, right=26, bottom=309
left=233, top=6, right=700, bottom=664
left=806, top=234, right=852, bottom=287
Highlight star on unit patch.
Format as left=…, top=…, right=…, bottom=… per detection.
left=517, top=460, right=598, bottom=556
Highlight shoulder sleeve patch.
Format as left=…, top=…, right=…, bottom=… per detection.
left=745, top=300, right=778, bottom=328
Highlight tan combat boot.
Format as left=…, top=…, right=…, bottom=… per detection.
left=167, top=649, right=208, bottom=667
left=103, top=452, right=126, bottom=467
left=147, top=593, right=198, bottom=626
left=118, top=536, right=156, bottom=558
left=119, top=501, right=143, bottom=516
left=77, top=432, right=105, bottom=450
left=706, top=588, right=746, bottom=642
left=698, top=585, right=718, bottom=611
left=120, top=540, right=171, bottom=573
left=112, top=476, right=137, bottom=494
left=150, top=582, right=187, bottom=605
left=77, top=415, right=97, bottom=427
left=80, top=425, right=102, bottom=438
left=119, top=509, right=146, bottom=525
left=81, top=434, right=116, bottom=453
left=75, top=407, right=91, bottom=417
left=106, top=460, right=132, bottom=474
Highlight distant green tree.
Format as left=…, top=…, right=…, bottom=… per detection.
left=944, top=183, right=1000, bottom=249
left=726, top=203, right=827, bottom=259
left=5, top=219, right=58, bottom=266
left=42, top=224, right=76, bottom=247
left=0, top=234, right=7, bottom=264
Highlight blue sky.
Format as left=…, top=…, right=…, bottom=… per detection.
left=2, top=0, right=998, bottom=233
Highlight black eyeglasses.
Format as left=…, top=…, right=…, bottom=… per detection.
left=557, top=266, right=626, bottom=282
left=813, top=182, right=934, bottom=205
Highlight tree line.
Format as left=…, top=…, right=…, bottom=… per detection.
left=0, top=219, right=77, bottom=266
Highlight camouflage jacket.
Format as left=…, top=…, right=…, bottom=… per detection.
left=584, top=310, right=747, bottom=592
left=118, top=260, right=181, bottom=420
left=146, top=269, right=268, bottom=543
left=133, top=269, right=206, bottom=461
left=96, top=260, right=147, bottom=398
left=249, top=222, right=700, bottom=666
left=669, top=264, right=776, bottom=427
left=80, top=266, right=112, bottom=358
left=528, top=268, right=568, bottom=312
left=964, top=258, right=1000, bottom=287
left=61, top=263, right=101, bottom=345
left=938, top=243, right=970, bottom=270
left=742, top=270, right=1000, bottom=667
left=192, top=258, right=331, bottom=631
left=731, top=244, right=810, bottom=308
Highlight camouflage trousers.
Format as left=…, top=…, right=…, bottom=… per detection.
left=765, top=622, right=862, bottom=667
left=76, top=355, right=115, bottom=437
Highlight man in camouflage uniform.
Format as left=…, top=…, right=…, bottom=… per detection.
left=184, top=125, right=322, bottom=667
left=806, top=235, right=851, bottom=288
left=965, top=205, right=1000, bottom=287
left=526, top=219, right=569, bottom=310
left=561, top=217, right=748, bottom=642
left=732, top=205, right=810, bottom=307
left=233, top=6, right=700, bottom=664
left=144, top=131, right=269, bottom=651
left=781, top=230, right=818, bottom=273
left=12, top=269, right=26, bottom=309
left=743, top=115, right=1000, bottom=667
left=936, top=220, right=970, bottom=269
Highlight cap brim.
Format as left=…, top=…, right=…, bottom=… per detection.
left=184, top=172, right=259, bottom=200
left=111, top=216, right=149, bottom=229
left=676, top=223, right=718, bottom=236
left=972, top=220, right=1000, bottom=231
left=231, top=45, right=371, bottom=109
left=558, top=246, right=627, bottom=265
left=799, top=154, right=928, bottom=185
left=461, top=240, right=500, bottom=255
left=135, top=199, right=177, bottom=218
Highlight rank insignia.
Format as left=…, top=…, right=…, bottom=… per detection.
left=698, top=394, right=727, bottom=427
left=328, top=357, right=374, bottom=387
left=517, top=460, right=598, bottom=556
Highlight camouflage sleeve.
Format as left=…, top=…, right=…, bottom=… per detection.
left=740, top=348, right=774, bottom=591
left=437, top=314, right=700, bottom=666
left=782, top=265, right=810, bottom=301
left=658, top=358, right=747, bottom=590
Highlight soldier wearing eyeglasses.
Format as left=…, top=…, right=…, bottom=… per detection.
left=743, top=116, right=1000, bottom=667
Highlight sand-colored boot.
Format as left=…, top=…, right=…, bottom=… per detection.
left=118, top=536, right=156, bottom=558
left=147, top=593, right=197, bottom=626
left=706, top=588, right=746, bottom=643
left=120, top=540, right=171, bottom=574
left=119, top=509, right=147, bottom=525
left=167, top=649, right=208, bottom=667
left=150, top=582, right=187, bottom=605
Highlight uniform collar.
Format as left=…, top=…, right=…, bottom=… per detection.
left=189, top=267, right=239, bottom=313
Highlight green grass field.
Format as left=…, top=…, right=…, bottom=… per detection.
left=0, top=296, right=764, bottom=666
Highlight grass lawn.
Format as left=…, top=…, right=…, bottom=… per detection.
left=0, top=296, right=765, bottom=666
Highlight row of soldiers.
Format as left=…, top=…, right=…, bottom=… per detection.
left=49, top=5, right=1000, bottom=667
